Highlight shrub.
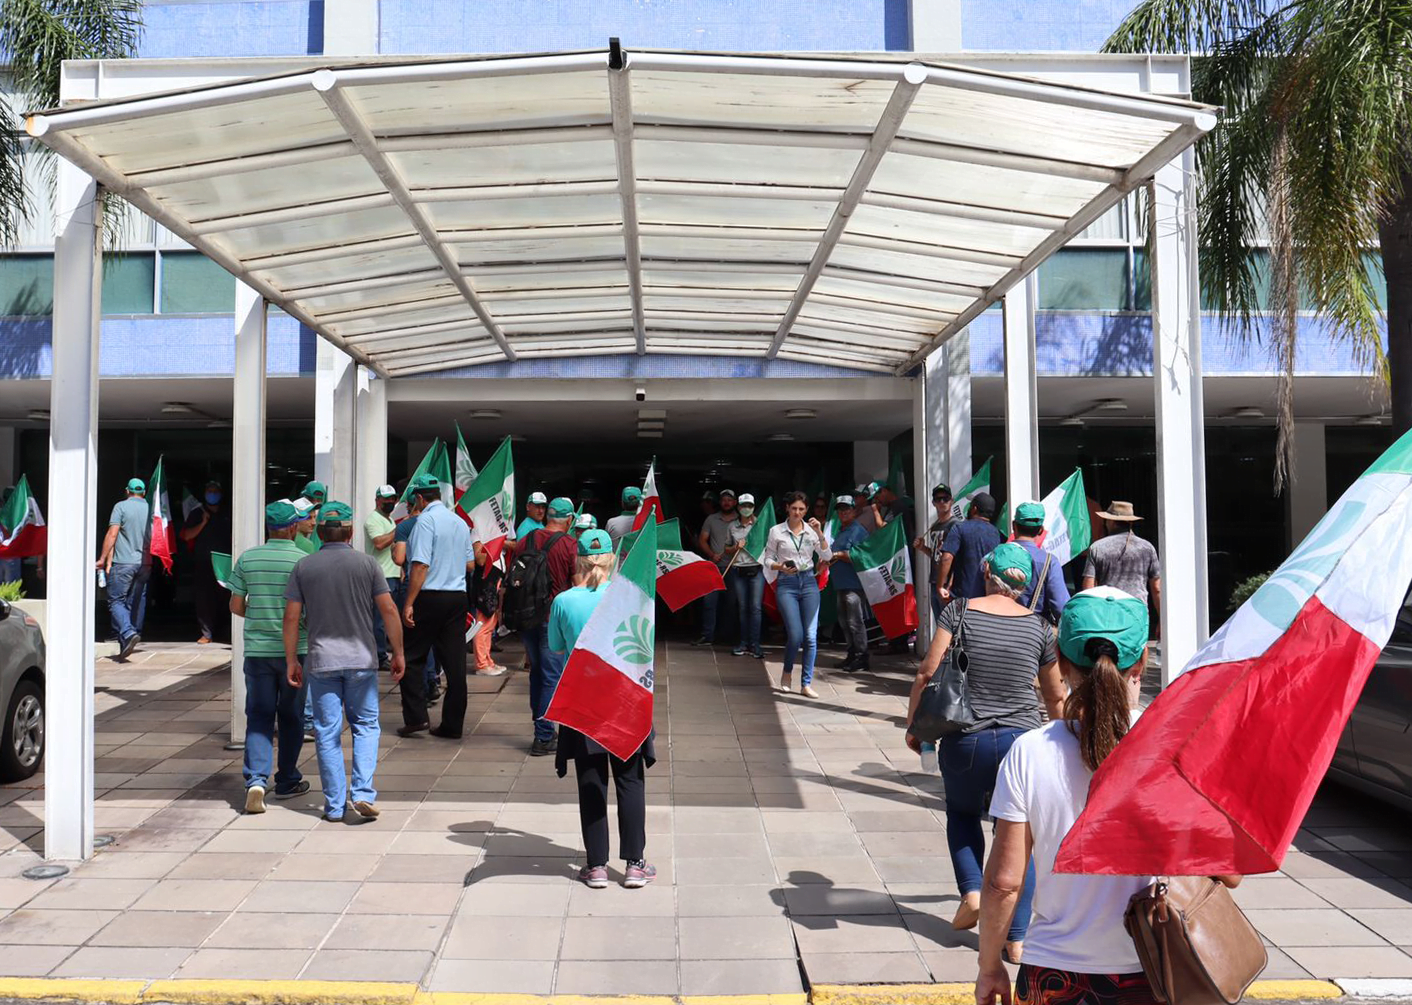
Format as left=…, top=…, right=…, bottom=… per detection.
left=1228, top=572, right=1271, bottom=612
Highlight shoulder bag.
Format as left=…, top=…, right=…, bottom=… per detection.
left=1124, top=877, right=1267, bottom=1005
left=908, top=599, right=980, bottom=742
left=1028, top=553, right=1053, bottom=614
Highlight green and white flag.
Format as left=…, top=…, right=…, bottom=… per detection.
left=544, top=522, right=657, bottom=760
left=951, top=457, right=992, bottom=522
left=461, top=436, right=516, bottom=564
left=1035, top=468, right=1092, bottom=564
left=392, top=438, right=452, bottom=521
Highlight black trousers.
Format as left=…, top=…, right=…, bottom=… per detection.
left=400, top=589, right=468, bottom=735
left=574, top=746, right=647, bottom=866
left=194, top=565, right=228, bottom=641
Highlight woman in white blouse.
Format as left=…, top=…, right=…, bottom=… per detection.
left=761, top=491, right=830, bottom=697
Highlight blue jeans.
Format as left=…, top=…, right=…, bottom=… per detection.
left=242, top=657, right=305, bottom=793
left=524, top=624, right=561, bottom=742
left=308, top=669, right=381, bottom=818
left=107, top=562, right=150, bottom=643
left=940, top=727, right=1036, bottom=942
left=701, top=589, right=719, bottom=642
left=775, top=572, right=820, bottom=684
left=728, top=568, right=764, bottom=653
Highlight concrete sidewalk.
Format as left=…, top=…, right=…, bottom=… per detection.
left=0, top=640, right=1405, bottom=994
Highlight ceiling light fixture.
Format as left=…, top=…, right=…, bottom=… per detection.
left=1354, top=415, right=1386, bottom=427
left=784, top=408, right=817, bottom=420
left=1058, top=417, right=1085, bottom=428
left=767, top=432, right=795, bottom=442
left=637, top=420, right=666, bottom=430
left=161, top=402, right=195, bottom=414
left=469, top=409, right=502, bottom=420
left=638, top=430, right=664, bottom=439
left=638, top=409, right=667, bottom=420
left=1229, top=406, right=1264, bottom=420
left=1095, top=399, right=1129, bottom=412
left=26, top=409, right=49, bottom=421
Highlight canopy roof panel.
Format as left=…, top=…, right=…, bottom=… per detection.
left=29, top=47, right=1215, bottom=377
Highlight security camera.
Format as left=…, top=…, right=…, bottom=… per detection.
left=635, top=386, right=646, bottom=402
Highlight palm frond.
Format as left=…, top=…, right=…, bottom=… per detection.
left=0, top=0, right=143, bottom=111
left=1104, top=0, right=1282, bottom=54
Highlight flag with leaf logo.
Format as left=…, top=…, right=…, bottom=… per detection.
left=621, top=517, right=723, bottom=611
left=0, top=475, right=46, bottom=559
left=392, top=439, right=452, bottom=521
left=1057, top=428, right=1412, bottom=876
left=631, top=459, right=664, bottom=532
left=1034, top=468, right=1092, bottom=565
left=461, top=436, right=516, bottom=565
left=952, top=457, right=992, bottom=522
left=545, top=523, right=657, bottom=760
left=849, top=517, right=917, bottom=638
left=453, top=422, right=478, bottom=524
left=148, top=457, right=177, bottom=573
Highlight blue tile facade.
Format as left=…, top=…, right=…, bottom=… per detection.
left=960, top=0, right=1138, bottom=52
left=139, top=1, right=324, bottom=58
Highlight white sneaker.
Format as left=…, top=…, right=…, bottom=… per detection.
left=779, top=674, right=792, bottom=693
left=801, top=685, right=820, bottom=699
left=244, top=785, right=266, bottom=814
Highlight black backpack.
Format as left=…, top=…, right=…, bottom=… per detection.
left=502, top=531, right=567, bottom=630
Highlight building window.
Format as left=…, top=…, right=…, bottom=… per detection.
left=102, top=253, right=156, bottom=314
left=0, top=254, right=54, bottom=316
left=160, top=251, right=234, bottom=313
left=1037, top=248, right=1133, bottom=310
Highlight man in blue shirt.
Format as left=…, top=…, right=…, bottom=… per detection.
left=516, top=491, right=548, bottom=539
left=97, top=477, right=153, bottom=659
left=826, top=495, right=872, bottom=672
left=1011, top=501, right=1070, bottom=622
left=400, top=473, right=477, bottom=740
left=939, top=492, right=1003, bottom=600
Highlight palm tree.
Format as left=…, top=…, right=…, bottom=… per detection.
left=0, top=0, right=143, bottom=245
left=1105, top=0, right=1412, bottom=488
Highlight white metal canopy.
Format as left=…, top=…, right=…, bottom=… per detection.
left=28, top=47, right=1215, bottom=377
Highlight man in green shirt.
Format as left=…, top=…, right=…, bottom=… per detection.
left=365, top=483, right=399, bottom=671
left=228, top=500, right=311, bottom=814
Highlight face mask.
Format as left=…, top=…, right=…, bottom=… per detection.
left=205, top=492, right=222, bottom=505
left=379, top=500, right=395, bottom=513
left=738, top=506, right=754, bottom=518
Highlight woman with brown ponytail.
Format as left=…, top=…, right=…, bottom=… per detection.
left=974, top=587, right=1240, bottom=1005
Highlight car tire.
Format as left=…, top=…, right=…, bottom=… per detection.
left=0, top=679, right=44, bottom=782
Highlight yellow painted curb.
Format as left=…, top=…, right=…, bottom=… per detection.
left=1247, top=980, right=1345, bottom=1000
left=141, top=979, right=420, bottom=1005
left=809, top=984, right=974, bottom=1005
left=414, top=997, right=678, bottom=1005
left=0, top=978, right=146, bottom=1004
left=682, top=997, right=809, bottom=1005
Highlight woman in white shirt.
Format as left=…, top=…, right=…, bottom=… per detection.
left=721, top=493, right=765, bottom=659
left=760, top=491, right=829, bottom=697
left=977, top=587, right=1239, bottom=1005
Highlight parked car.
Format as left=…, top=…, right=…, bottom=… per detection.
left=1330, top=589, right=1412, bottom=812
left=0, top=599, right=44, bottom=782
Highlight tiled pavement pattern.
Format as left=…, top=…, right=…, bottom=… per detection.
left=0, top=641, right=1406, bottom=991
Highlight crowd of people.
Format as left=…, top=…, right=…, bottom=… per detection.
left=86, top=462, right=1185, bottom=996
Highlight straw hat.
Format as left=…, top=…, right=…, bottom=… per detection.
left=1097, top=500, right=1142, bottom=522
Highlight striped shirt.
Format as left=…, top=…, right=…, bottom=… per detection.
left=938, top=603, right=1056, bottom=731
left=228, top=539, right=307, bottom=657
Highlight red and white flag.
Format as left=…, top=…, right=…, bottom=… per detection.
left=545, top=522, right=657, bottom=760
left=453, top=422, right=477, bottom=526
left=621, top=517, right=724, bottom=611
left=848, top=517, right=917, bottom=638
left=1057, top=429, right=1412, bottom=876
left=460, top=437, right=515, bottom=565
left=631, top=459, right=664, bottom=532
left=148, top=456, right=176, bottom=573
left=0, top=475, right=46, bottom=559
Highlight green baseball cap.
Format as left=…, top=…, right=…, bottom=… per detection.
left=408, top=473, right=441, bottom=493
left=621, top=486, right=643, bottom=505
left=317, top=500, right=354, bottom=525
left=1014, top=501, right=1046, bottom=526
left=932, top=483, right=952, bottom=500
left=302, top=480, right=327, bottom=500
left=985, top=542, right=1033, bottom=590
left=1059, top=587, right=1150, bottom=670
left=126, top=477, right=146, bottom=493
left=577, top=529, right=612, bottom=556
left=548, top=496, right=575, bottom=519
left=265, top=500, right=300, bottom=528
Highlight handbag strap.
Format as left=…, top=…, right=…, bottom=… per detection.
left=952, top=597, right=969, bottom=653
left=1028, top=553, right=1052, bottom=612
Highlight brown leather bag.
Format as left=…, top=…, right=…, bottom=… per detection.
left=1123, top=877, right=1267, bottom=1005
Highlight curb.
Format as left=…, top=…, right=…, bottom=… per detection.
left=0, top=977, right=1361, bottom=1004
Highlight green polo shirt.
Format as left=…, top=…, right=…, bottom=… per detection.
left=228, top=539, right=307, bottom=657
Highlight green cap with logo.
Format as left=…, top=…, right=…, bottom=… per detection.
left=265, top=500, right=300, bottom=528
left=621, top=486, right=643, bottom=506
left=302, top=480, right=327, bottom=501
left=1058, top=587, right=1150, bottom=670
left=548, top=496, right=575, bottom=519
left=317, top=500, right=354, bottom=526
left=1014, top=501, right=1046, bottom=527
left=577, top=529, right=613, bottom=556
left=985, top=542, right=1033, bottom=590
left=408, top=473, right=441, bottom=493
left=126, top=477, right=147, bottom=493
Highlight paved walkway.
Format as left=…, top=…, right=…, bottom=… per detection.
left=0, top=641, right=1407, bottom=992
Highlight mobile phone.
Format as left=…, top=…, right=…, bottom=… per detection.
left=784, top=560, right=798, bottom=571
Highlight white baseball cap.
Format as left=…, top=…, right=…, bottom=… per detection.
left=290, top=497, right=314, bottom=516
left=528, top=491, right=548, bottom=505
left=376, top=484, right=397, bottom=498
left=738, top=493, right=756, bottom=506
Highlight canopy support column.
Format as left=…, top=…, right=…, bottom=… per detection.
left=607, top=45, right=646, bottom=355
left=315, top=340, right=356, bottom=501
left=943, top=332, right=974, bottom=495
left=1003, top=275, right=1040, bottom=504
left=229, top=282, right=267, bottom=747
left=913, top=367, right=942, bottom=650
left=1150, top=156, right=1209, bottom=684
left=45, top=164, right=101, bottom=863
left=354, top=367, right=387, bottom=550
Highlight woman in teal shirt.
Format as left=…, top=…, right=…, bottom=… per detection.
left=549, top=529, right=657, bottom=890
